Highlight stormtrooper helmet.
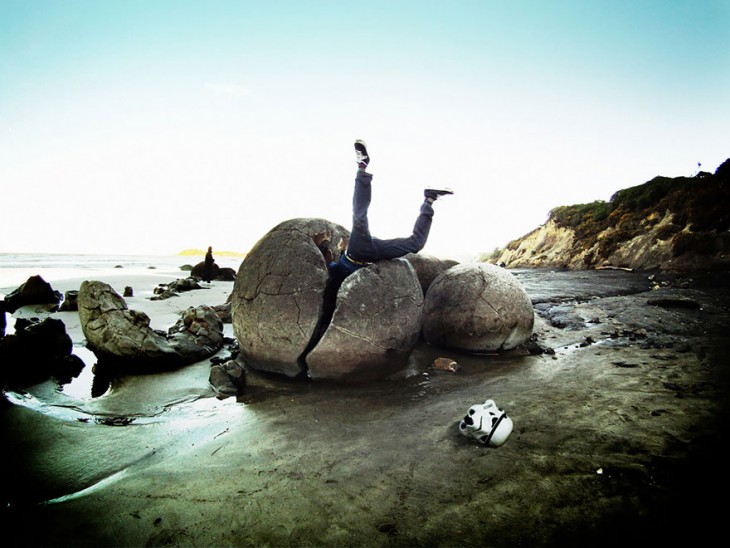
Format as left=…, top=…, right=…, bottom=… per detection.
left=458, top=399, right=513, bottom=447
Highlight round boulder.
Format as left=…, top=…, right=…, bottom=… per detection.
left=306, top=258, right=423, bottom=382
left=231, top=218, right=349, bottom=378
left=422, top=263, right=534, bottom=352
left=404, top=253, right=459, bottom=295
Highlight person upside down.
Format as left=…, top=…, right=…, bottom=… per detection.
left=326, top=140, right=453, bottom=287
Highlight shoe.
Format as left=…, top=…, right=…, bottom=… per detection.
left=354, top=140, right=369, bottom=168
left=424, top=188, right=454, bottom=201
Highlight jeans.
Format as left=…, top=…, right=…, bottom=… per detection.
left=347, top=169, right=433, bottom=262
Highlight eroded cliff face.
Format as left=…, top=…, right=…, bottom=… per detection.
left=493, top=159, right=730, bottom=271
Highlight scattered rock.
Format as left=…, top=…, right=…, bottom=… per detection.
left=58, top=290, right=79, bottom=311
left=123, top=286, right=134, bottom=298
left=209, top=360, right=246, bottom=399
left=151, top=278, right=201, bottom=301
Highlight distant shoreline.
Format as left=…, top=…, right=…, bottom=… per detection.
left=177, top=249, right=247, bottom=257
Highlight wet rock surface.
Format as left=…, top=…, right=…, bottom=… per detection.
left=2, top=269, right=729, bottom=547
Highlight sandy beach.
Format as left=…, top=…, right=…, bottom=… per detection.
left=1, top=258, right=729, bottom=547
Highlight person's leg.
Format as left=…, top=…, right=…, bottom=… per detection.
left=371, top=199, right=435, bottom=260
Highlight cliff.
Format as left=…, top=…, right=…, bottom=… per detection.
left=493, top=159, right=730, bottom=271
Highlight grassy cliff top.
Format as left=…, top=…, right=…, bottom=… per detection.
left=549, top=158, right=730, bottom=234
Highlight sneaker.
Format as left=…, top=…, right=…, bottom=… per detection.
left=354, top=140, right=369, bottom=168
left=424, top=188, right=454, bottom=201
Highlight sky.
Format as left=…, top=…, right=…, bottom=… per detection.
left=1, top=0, right=729, bottom=260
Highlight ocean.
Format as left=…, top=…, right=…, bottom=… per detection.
left=0, top=253, right=243, bottom=296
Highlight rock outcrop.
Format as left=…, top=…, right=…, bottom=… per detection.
left=78, top=281, right=223, bottom=372
left=2, top=275, right=62, bottom=313
left=306, top=259, right=423, bottom=382
left=423, top=263, right=534, bottom=352
left=0, top=317, right=85, bottom=387
left=494, top=159, right=730, bottom=271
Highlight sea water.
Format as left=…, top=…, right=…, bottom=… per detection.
left=0, top=252, right=242, bottom=295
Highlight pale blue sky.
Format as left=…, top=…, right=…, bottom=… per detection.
left=1, top=0, right=728, bottom=258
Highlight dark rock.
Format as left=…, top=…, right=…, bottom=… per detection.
left=123, top=286, right=134, bottom=298
left=647, top=297, right=701, bottom=309
left=180, top=264, right=194, bottom=272
left=2, top=275, right=62, bottom=314
left=59, top=290, right=79, bottom=311
left=150, top=278, right=201, bottom=301
left=423, top=263, right=534, bottom=352
left=190, top=263, right=237, bottom=282
left=0, top=317, right=82, bottom=388
left=306, top=259, right=424, bottom=382
left=209, top=360, right=246, bottom=399
left=231, top=218, right=349, bottom=378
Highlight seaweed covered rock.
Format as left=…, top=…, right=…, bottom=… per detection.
left=306, top=259, right=423, bottom=382
left=423, top=263, right=534, bottom=352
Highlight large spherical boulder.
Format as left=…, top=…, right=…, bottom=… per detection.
left=404, top=253, right=459, bottom=295
left=422, top=263, right=534, bottom=352
left=231, top=218, right=349, bottom=378
left=306, top=259, right=423, bottom=382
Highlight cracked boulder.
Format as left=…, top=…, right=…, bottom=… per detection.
left=306, top=258, right=423, bottom=382
left=231, top=219, right=425, bottom=382
left=78, top=280, right=223, bottom=372
left=422, top=263, right=534, bottom=352
left=231, top=218, right=349, bottom=378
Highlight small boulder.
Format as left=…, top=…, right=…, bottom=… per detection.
left=423, top=263, right=534, bottom=352
left=59, top=290, right=79, bottom=311
left=2, top=275, right=62, bottom=313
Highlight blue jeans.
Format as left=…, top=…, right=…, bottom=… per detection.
left=347, top=169, right=434, bottom=262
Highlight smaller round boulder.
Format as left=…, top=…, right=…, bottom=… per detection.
left=422, top=263, right=534, bottom=352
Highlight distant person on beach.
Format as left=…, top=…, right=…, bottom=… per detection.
left=326, top=140, right=453, bottom=286
left=203, top=246, right=215, bottom=283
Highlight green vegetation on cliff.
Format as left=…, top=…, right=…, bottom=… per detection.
left=546, top=159, right=730, bottom=264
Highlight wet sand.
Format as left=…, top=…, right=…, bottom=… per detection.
left=2, top=268, right=729, bottom=547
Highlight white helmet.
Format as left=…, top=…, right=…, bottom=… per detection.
left=458, top=399, right=513, bottom=447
